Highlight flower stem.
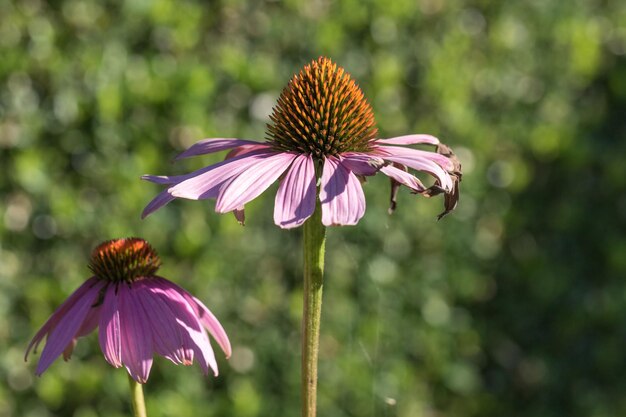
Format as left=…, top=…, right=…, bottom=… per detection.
left=302, top=205, right=327, bottom=417
left=127, top=374, right=148, bottom=417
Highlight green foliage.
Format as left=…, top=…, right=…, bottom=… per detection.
left=1, top=0, right=625, bottom=416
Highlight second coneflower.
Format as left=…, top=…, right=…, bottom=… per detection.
left=142, top=57, right=460, bottom=227
left=26, top=238, right=231, bottom=416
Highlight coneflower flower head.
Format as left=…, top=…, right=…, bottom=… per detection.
left=268, top=57, right=377, bottom=157
left=88, top=238, right=161, bottom=284
left=26, top=238, right=231, bottom=384
left=142, top=57, right=461, bottom=227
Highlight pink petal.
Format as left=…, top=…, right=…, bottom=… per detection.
left=169, top=150, right=275, bottom=200
left=25, top=277, right=101, bottom=361
left=155, top=279, right=230, bottom=357
left=320, top=156, right=366, bottom=226
left=119, top=284, right=153, bottom=384
left=340, top=153, right=385, bottom=176
left=374, top=134, right=440, bottom=146
left=154, top=278, right=223, bottom=375
left=152, top=279, right=219, bottom=376
left=184, top=295, right=231, bottom=359
left=225, top=144, right=272, bottom=160
left=135, top=282, right=187, bottom=365
left=142, top=161, right=226, bottom=186
left=273, top=154, right=316, bottom=229
left=141, top=190, right=176, bottom=219
left=375, top=148, right=454, bottom=191
left=182, top=325, right=217, bottom=376
left=35, top=281, right=105, bottom=375
left=215, top=152, right=298, bottom=213
left=99, top=285, right=122, bottom=368
left=65, top=300, right=101, bottom=360
left=380, top=165, right=426, bottom=192
left=376, top=145, right=454, bottom=171
left=175, top=138, right=261, bottom=160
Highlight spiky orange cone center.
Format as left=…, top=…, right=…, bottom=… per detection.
left=89, top=238, right=161, bottom=283
left=267, top=57, right=378, bottom=158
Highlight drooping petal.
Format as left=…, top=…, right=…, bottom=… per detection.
left=181, top=324, right=217, bottom=377
left=118, top=284, right=153, bottom=384
left=380, top=164, right=426, bottom=192
left=168, top=149, right=276, bottom=201
left=141, top=190, right=177, bottom=219
left=273, top=154, right=316, bottom=229
left=66, top=302, right=102, bottom=360
left=225, top=144, right=272, bottom=160
left=376, top=148, right=454, bottom=192
left=185, top=295, right=231, bottom=358
left=215, top=152, right=298, bottom=213
left=154, top=278, right=230, bottom=357
left=376, top=145, right=454, bottom=171
left=135, top=281, right=187, bottom=365
left=175, top=138, right=262, bottom=160
left=374, top=134, right=440, bottom=146
left=98, top=285, right=122, bottom=368
left=340, top=152, right=385, bottom=176
left=35, top=280, right=105, bottom=375
left=76, top=303, right=102, bottom=337
left=152, top=279, right=219, bottom=376
left=25, top=277, right=101, bottom=361
left=320, top=156, right=366, bottom=226
left=63, top=339, right=77, bottom=361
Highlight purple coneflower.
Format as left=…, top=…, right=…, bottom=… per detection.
left=142, top=56, right=461, bottom=228
left=25, top=238, right=231, bottom=384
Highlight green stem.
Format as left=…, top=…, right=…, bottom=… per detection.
left=302, top=205, right=327, bottom=417
left=127, top=374, right=148, bottom=417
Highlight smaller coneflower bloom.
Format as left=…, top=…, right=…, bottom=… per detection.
left=25, top=238, right=231, bottom=384
left=142, top=57, right=461, bottom=228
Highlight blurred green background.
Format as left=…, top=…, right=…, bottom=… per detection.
left=1, top=0, right=626, bottom=416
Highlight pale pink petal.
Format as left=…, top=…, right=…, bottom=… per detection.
left=380, top=165, right=426, bottom=192
left=182, top=325, right=217, bottom=376
left=169, top=150, right=277, bottom=200
left=273, top=154, right=316, bottom=229
left=141, top=163, right=222, bottom=186
left=98, top=285, right=122, bottom=368
left=340, top=152, right=385, bottom=176
left=320, top=156, right=366, bottom=226
left=155, top=278, right=230, bottom=357
left=375, top=147, right=454, bottom=191
left=152, top=279, right=218, bottom=376
left=135, top=282, right=187, bottom=365
left=215, top=152, right=298, bottom=213
left=374, top=134, right=440, bottom=146
left=25, top=277, right=101, bottom=361
left=118, top=284, right=153, bottom=384
left=35, top=281, right=105, bottom=375
left=376, top=145, right=454, bottom=171
left=175, top=138, right=261, bottom=160
left=182, top=294, right=231, bottom=359
left=225, top=144, right=272, bottom=160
